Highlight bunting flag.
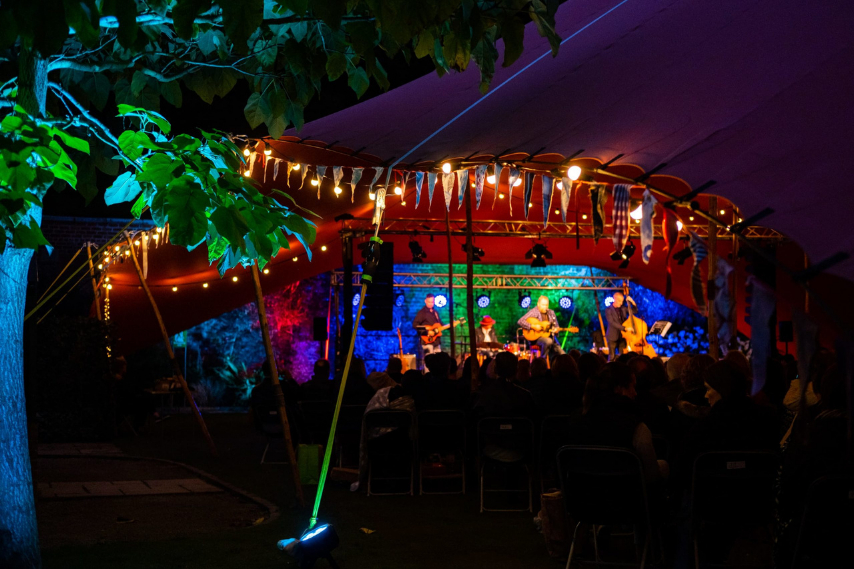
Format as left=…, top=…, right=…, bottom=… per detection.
left=267, top=158, right=277, bottom=182
left=688, top=231, right=708, bottom=314
left=793, top=310, right=819, bottom=400
left=714, top=257, right=735, bottom=351
left=507, top=168, right=520, bottom=216
left=456, top=169, right=470, bottom=209
left=747, top=276, right=776, bottom=395
left=415, top=172, right=425, bottom=208
left=248, top=151, right=258, bottom=175
left=523, top=172, right=535, bottom=219
left=427, top=172, right=437, bottom=211
left=299, top=164, right=308, bottom=188
left=442, top=171, right=455, bottom=211
left=590, top=184, right=606, bottom=243
left=661, top=208, right=680, bottom=298
left=560, top=177, right=572, bottom=222
left=474, top=165, right=487, bottom=208
left=315, top=166, right=327, bottom=199
left=349, top=167, right=363, bottom=203
left=492, top=163, right=504, bottom=209
left=541, top=175, right=554, bottom=228
left=332, top=166, right=343, bottom=194
left=641, top=190, right=658, bottom=264
left=403, top=171, right=411, bottom=199
left=612, top=183, right=631, bottom=254
left=368, top=167, right=384, bottom=195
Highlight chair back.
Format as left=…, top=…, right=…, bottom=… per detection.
left=691, top=450, right=778, bottom=525
left=364, top=408, right=415, bottom=433
left=539, top=415, right=577, bottom=486
left=791, top=474, right=854, bottom=567
left=556, top=445, right=649, bottom=527
left=251, top=400, right=283, bottom=436
left=477, top=417, right=535, bottom=464
left=298, top=400, right=334, bottom=444
left=418, top=410, right=466, bottom=457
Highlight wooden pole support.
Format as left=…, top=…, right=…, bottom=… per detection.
left=465, top=188, right=477, bottom=392
left=445, top=208, right=456, bottom=359
left=86, top=244, right=101, bottom=320
left=251, top=262, right=305, bottom=508
left=125, top=234, right=217, bottom=457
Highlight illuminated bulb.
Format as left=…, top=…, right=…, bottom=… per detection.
left=582, top=214, right=588, bottom=220
left=513, top=178, right=522, bottom=187
left=243, top=170, right=251, bottom=177
left=677, top=221, right=684, bottom=231
left=442, top=162, right=452, bottom=174
left=310, top=178, right=319, bottom=186
left=106, top=284, right=112, bottom=290
left=369, top=192, right=376, bottom=200
left=557, top=181, right=563, bottom=190
left=97, top=264, right=103, bottom=270
left=232, top=276, right=238, bottom=282
left=152, top=234, right=159, bottom=240
left=264, top=148, right=271, bottom=156
left=156, top=227, right=162, bottom=233
left=105, top=277, right=110, bottom=282
left=528, top=202, right=533, bottom=208
left=243, top=148, right=250, bottom=157
left=393, top=186, right=403, bottom=195
left=292, top=257, right=298, bottom=262
left=104, top=251, right=109, bottom=257
left=401, top=201, right=407, bottom=206
left=321, top=245, right=328, bottom=251
left=689, top=216, right=694, bottom=221
left=114, top=245, right=121, bottom=251
left=291, top=163, right=300, bottom=170
left=124, top=250, right=130, bottom=256
left=134, top=240, right=140, bottom=246
left=203, top=283, right=209, bottom=288
left=719, top=209, right=725, bottom=215
left=172, top=286, right=178, bottom=292
left=471, top=182, right=476, bottom=187
left=554, top=209, right=560, bottom=215
left=487, top=174, right=496, bottom=184
left=263, top=268, right=269, bottom=274
left=498, top=193, right=505, bottom=199
left=567, top=165, right=582, bottom=180
left=630, top=205, right=643, bottom=220
left=334, top=186, right=342, bottom=195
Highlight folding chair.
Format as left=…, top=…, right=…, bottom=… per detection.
left=477, top=416, right=534, bottom=512
left=539, top=415, right=576, bottom=494
left=334, top=404, right=365, bottom=470
left=557, top=445, right=653, bottom=569
left=364, top=409, right=416, bottom=496
left=790, top=474, right=854, bottom=568
left=690, top=451, right=778, bottom=569
left=418, top=410, right=466, bottom=494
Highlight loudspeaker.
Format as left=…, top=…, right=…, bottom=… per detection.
left=361, top=242, right=394, bottom=331
left=778, top=321, right=793, bottom=343
left=313, top=317, right=328, bottom=341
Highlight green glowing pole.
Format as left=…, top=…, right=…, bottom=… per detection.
left=310, top=281, right=368, bottom=528
left=560, top=305, right=577, bottom=351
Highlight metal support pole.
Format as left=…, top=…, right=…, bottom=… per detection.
left=465, top=188, right=477, bottom=390
left=708, top=196, right=719, bottom=357
left=445, top=208, right=456, bottom=359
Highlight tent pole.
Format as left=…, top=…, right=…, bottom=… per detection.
left=124, top=233, right=217, bottom=457
left=86, top=244, right=101, bottom=320
left=465, top=187, right=477, bottom=391
left=251, top=262, right=305, bottom=508
left=707, top=196, right=719, bottom=357
left=589, top=267, right=608, bottom=355
left=445, top=208, right=456, bottom=360
left=341, top=233, right=353, bottom=376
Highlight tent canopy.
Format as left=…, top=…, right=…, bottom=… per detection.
left=106, top=0, right=854, bottom=352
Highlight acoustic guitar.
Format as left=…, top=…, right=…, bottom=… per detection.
left=620, top=283, right=657, bottom=357
left=522, top=317, right=579, bottom=342
left=420, top=318, right=466, bottom=344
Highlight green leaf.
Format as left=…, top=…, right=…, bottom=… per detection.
left=313, top=0, right=348, bottom=30
left=244, top=92, right=271, bottom=130
left=498, top=13, right=525, bottom=68
left=63, top=0, right=101, bottom=47
left=219, top=0, right=263, bottom=51
left=285, top=101, right=304, bottom=132
left=130, top=194, right=146, bottom=218
left=118, top=130, right=152, bottom=161
left=49, top=127, right=90, bottom=154
left=325, top=52, right=347, bottom=81
left=104, top=171, right=143, bottom=205
left=171, top=0, right=211, bottom=39
left=347, top=67, right=370, bottom=99
left=197, top=29, right=226, bottom=56
left=101, top=0, right=139, bottom=48
left=131, top=70, right=148, bottom=96
left=210, top=68, right=238, bottom=99
left=274, top=0, right=308, bottom=15
left=11, top=218, right=50, bottom=250
left=136, top=153, right=181, bottom=185
left=414, top=29, right=435, bottom=59
left=161, top=81, right=183, bottom=108
left=210, top=207, right=250, bottom=245
left=79, top=73, right=111, bottom=110
left=166, top=178, right=209, bottom=246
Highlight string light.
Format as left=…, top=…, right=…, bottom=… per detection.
left=105, top=277, right=110, bottom=282
left=567, top=165, right=582, bottom=180
left=442, top=162, right=452, bottom=174
left=554, top=209, right=560, bottom=215
left=401, top=201, right=407, bottom=206
left=719, top=209, right=726, bottom=215
left=528, top=202, right=533, bottom=208
left=321, top=245, right=327, bottom=251
left=292, top=256, right=298, bottom=262
left=513, top=178, right=522, bottom=187
left=334, top=186, right=342, bottom=196
left=582, top=214, right=588, bottom=219
left=232, top=276, right=238, bottom=282
left=124, top=250, right=130, bottom=256
left=311, top=178, right=319, bottom=186
left=630, top=205, right=643, bottom=220
left=243, top=148, right=251, bottom=157
left=369, top=191, right=376, bottom=200
left=172, top=286, right=178, bottom=292
left=487, top=174, right=496, bottom=184
left=243, top=170, right=252, bottom=177
left=152, top=234, right=159, bottom=241
left=557, top=181, right=563, bottom=190
left=114, top=245, right=120, bottom=251
left=156, top=227, right=162, bottom=233
left=134, top=240, right=140, bottom=246
left=689, top=216, right=694, bottom=221
left=292, top=164, right=300, bottom=170
left=264, top=148, right=272, bottom=156
left=263, top=268, right=270, bottom=274
left=677, top=221, right=683, bottom=231
left=104, top=251, right=109, bottom=257
left=393, top=186, right=403, bottom=195
left=106, top=284, right=113, bottom=290
left=203, top=283, right=209, bottom=288
left=97, top=263, right=103, bottom=270
left=498, top=193, right=505, bottom=199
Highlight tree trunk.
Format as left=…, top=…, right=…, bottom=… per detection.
left=0, top=48, right=47, bottom=569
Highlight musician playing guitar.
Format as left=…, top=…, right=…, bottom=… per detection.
left=413, top=293, right=444, bottom=356
left=517, top=296, right=566, bottom=361
left=605, top=291, right=636, bottom=361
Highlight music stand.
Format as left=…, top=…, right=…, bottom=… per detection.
left=649, top=321, right=672, bottom=337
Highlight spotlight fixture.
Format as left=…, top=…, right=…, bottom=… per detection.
left=408, top=239, right=426, bottom=262
left=395, top=292, right=406, bottom=307
left=559, top=296, right=572, bottom=310
left=525, top=242, right=552, bottom=268
left=434, top=294, right=448, bottom=308
left=477, top=294, right=490, bottom=308
left=619, top=240, right=637, bottom=269
left=567, top=165, right=582, bottom=180
left=278, top=523, right=340, bottom=569
left=610, top=250, right=623, bottom=261
left=461, top=243, right=484, bottom=262
left=604, top=296, right=614, bottom=307
left=519, top=292, right=532, bottom=309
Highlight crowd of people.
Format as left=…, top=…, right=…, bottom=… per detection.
left=252, top=347, right=848, bottom=566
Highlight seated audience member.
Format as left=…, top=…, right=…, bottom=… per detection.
left=515, top=359, right=531, bottom=385
left=723, top=350, right=751, bottom=380
left=577, top=351, right=605, bottom=383
left=628, top=356, right=671, bottom=436
left=539, top=354, right=583, bottom=416
left=470, top=352, right=537, bottom=419
left=458, top=356, right=477, bottom=398
left=669, top=354, right=715, bottom=441
left=333, top=357, right=374, bottom=406
left=417, top=352, right=466, bottom=410
left=298, top=359, right=333, bottom=401
left=365, top=372, right=403, bottom=411
left=568, top=363, right=667, bottom=484
left=386, top=357, right=404, bottom=383
left=250, top=360, right=301, bottom=442
left=652, top=352, right=692, bottom=408
left=524, top=357, right=550, bottom=405
left=568, top=349, right=582, bottom=362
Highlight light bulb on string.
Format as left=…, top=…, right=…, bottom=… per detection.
left=97, top=264, right=103, bottom=270
left=369, top=191, right=376, bottom=200
left=334, top=186, right=342, bottom=196
left=243, top=148, right=251, bottom=157
left=203, top=283, right=209, bottom=288
left=292, top=256, right=298, bottom=262
left=232, top=276, right=238, bottom=282
left=557, top=181, right=563, bottom=190
left=401, top=201, right=407, bottom=206
left=498, top=193, right=505, bottom=199
left=263, top=147, right=272, bottom=156
left=105, top=277, right=110, bottom=282
left=689, top=216, right=694, bottom=221
left=291, top=163, right=300, bottom=170
left=134, top=240, right=140, bottom=246
left=106, top=284, right=112, bottom=290
left=310, top=178, right=319, bottom=186
left=582, top=214, right=588, bottom=220
left=442, top=162, right=452, bottom=174
left=513, top=178, right=522, bottom=187
left=321, top=245, right=328, bottom=251
left=677, top=221, right=683, bottom=231
left=172, top=286, right=178, bottom=292
left=394, top=186, right=403, bottom=195
left=243, top=170, right=252, bottom=177
left=567, top=165, right=582, bottom=180
left=156, top=227, right=162, bottom=233
left=114, top=245, right=121, bottom=251
left=487, top=174, right=496, bottom=184
left=263, top=268, right=270, bottom=274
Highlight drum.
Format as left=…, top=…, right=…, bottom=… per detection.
left=504, top=342, right=521, bottom=355
left=391, top=353, right=417, bottom=371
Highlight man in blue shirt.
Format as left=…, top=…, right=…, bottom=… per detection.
left=517, top=296, right=565, bottom=361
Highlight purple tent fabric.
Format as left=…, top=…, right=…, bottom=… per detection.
left=292, top=0, right=854, bottom=281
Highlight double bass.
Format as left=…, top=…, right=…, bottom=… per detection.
left=620, top=283, right=657, bottom=357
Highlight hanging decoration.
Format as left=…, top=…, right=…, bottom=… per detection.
left=541, top=175, right=554, bottom=228
left=747, top=276, right=776, bottom=395
left=612, top=183, right=631, bottom=254
left=640, top=190, right=658, bottom=264
left=560, top=177, right=572, bottom=222
left=442, top=171, right=455, bottom=211
left=492, top=163, right=504, bottom=210
left=507, top=168, right=520, bottom=216
left=523, top=172, right=535, bottom=219
left=793, top=310, right=819, bottom=397
left=415, top=172, right=425, bottom=208
left=427, top=172, right=437, bottom=211
left=299, top=164, right=308, bottom=188
left=272, top=158, right=282, bottom=182
left=713, top=258, right=735, bottom=350
left=368, top=167, right=384, bottom=195
left=661, top=208, right=680, bottom=298
left=589, top=184, right=606, bottom=243
left=315, top=166, right=327, bottom=199
left=332, top=166, right=344, bottom=198
left=349, top=167, right=363, bottom=203
left=474, top=165, right=487, bottom=209
left=688, top=231, right=708, bottom=314
left=456, top=169, right=470, bottom=209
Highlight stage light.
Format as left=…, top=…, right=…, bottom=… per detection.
left=394, top=186, right=403, bottom=195
left=352, top=292, right=360, bottom=307
left=203, top=283, right=209, bottom=288
left=610, top=250, right=624, bottom=261
left=559, top=296, right=572, bottom=310
left=604, top=296, right=614, bottom=307
left=525, top=243, right=552, bottom=268
left=434, top=294, right=448, bottom=308
left=461, top=243, right=484, bottom=262
left=674, top=245, right=693, bottom=265
left=487, top=174, right=496, bottom=184
left=622, top=240, right=636, bottom=259
left=277, top=523, right=340, bottom=569
left=477, top=294, right=490, bottom=308
left=172, top=286, right=178, bottom=292
left=630, top=205, right=643, bottom=220
left=232, top=276, right=238, bottom=282
left=676, top=220, right=683, bottom=231
left=395, top=292, right=405, bottom=307
left=292, top=163, right=300, bottom=170
left=409, top=240, right=426, bottom=262
left=567, top=165, right=582, bottom=180
left=519, top=293, right=532, bottom=309
left=310, top=178, right=319, bottom=186
left=442, top=162, right=452, bottom=174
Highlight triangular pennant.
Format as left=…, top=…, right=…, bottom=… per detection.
left=507, top=168, right=520, bottom=216
left=590, top=184, right=606, bottom=243
left=248, top=152, right=258, bottom=176
left=640, top=190, right=658, bottom=264
left=474, top=165, right=487, bottom=209
left=427, top=172, right=437, bottom=211
left=747, top=276, right=776, bottom=394
left=332, top=166, right=343, bottom=189
left=523, top=172, right=535, bottom=219
left=142, top=234, right=148, bottom=279
left=689, top=231, right=708, bottom=314
left=661, top=208, right=680, bottom=298
left=456, top=169, right=470, bottom=209
left=415, top=172, right=425, bottom=208
left=541, top=175, right=554, bottom=228
left=492, top=163, right=504, bottom=210
left=299, top=164, right=308, bottom=188
left=714, top=257, right=735, bottom=351
left=612, top=183, right=631, bottom=254
left=442, top=171, right=455, bottom=211
left=349, top=167, right=363, bottom=203
left=272, top=159, right=281, bottom=182
left=315, top=165, right=327, bottom=199
left=266, top=158, right=276, bottom=183
left=560, top=177, right=572, bottom=222
left=368, top=167, right=384, bottom=194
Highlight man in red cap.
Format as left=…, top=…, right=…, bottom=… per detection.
left=475, top=315, right=500, bottom=358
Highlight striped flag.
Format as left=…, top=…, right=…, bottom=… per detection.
left=689, top=231, right=708, bottom=314
left=612, top=184, right=631, bottom=253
